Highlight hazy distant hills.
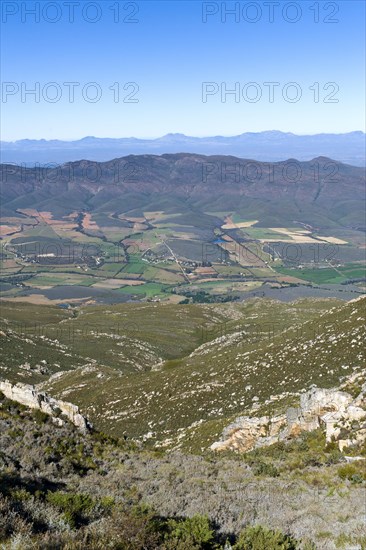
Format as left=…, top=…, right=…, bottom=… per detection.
left=1, top=131, right=365, bottom=166
left=1, top=153, right=365, bottom=228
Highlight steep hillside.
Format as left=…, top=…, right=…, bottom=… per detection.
left=1, top=383, right=365, bottom=549
left=2, top=297, right=358, bottom=452
left=1, top=297, right=365, bottom=548
left=1, top=297, right=364, bottom=453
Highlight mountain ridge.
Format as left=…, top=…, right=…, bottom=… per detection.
left=1, top=153, right=364, bottom=229
left=2, top=131, right=365, bottom=166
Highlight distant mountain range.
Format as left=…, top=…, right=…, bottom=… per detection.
left=1, top=131, right=365, bottom=166
left=1, top=153, right=365, bottom=229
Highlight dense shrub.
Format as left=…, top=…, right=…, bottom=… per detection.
left=32, top=409, right=49, bottom=424
left=252, top=461, right=279, bottom=477
left=233, top=525, right=298, bottom=549
left=164, top=515, right=215, bottom=549
left=338, top=463, right=366, bottom=484
left=46, top=491, right=95, bottom=527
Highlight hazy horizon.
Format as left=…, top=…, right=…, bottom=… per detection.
left=2, top=129, right=366, bottom=143
left=1, top=1, right=365, bottom=141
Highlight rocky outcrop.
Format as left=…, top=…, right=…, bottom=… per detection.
left=211, top=385, right=366, bottom=453
left=210, top=414, right=287, bottom=452
left=0, top=380, right=91, bottom=433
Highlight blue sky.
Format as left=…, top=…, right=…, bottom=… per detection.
left=1, top=0, right=365, bottom=140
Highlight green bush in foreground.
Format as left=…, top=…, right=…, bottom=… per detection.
left=338, top=462, right=366, bottom=484
left=46, top=491, right=95, bottom=528
left=252, top=461, right=279, bottom=478
left=164, top=515, right=215, bottom=548
left=233, top=525, right=299, bottom=549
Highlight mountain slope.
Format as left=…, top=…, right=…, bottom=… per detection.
left=1, top=155, right=365, bottom=228
left=34, top=297, right=365, bottom=451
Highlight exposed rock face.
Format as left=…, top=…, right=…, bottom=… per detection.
left=0, top=380, right=91, bottom=432
left=211, top=416, right=274, bottom=453
left=211, top=385, right=366, bottom=453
